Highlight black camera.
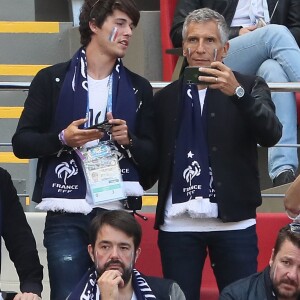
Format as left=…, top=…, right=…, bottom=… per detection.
left=184, top=66, right=216, bottom=85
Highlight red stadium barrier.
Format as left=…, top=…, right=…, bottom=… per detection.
left=136, top=212, right=289, bottom=300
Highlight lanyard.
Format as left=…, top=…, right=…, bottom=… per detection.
left=106, top=74, right=113, bottom=113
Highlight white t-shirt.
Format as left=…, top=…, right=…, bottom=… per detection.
left=84, top=74, right=123, bottom=210
left=231, top=0, right=270, bottom=27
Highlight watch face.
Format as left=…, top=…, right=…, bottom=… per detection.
left=236, top=86, right=245, bottom=98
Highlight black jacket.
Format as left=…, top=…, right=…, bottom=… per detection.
left=170, top=0, right=300, bottom=47
left=220, top=266, right=300, bottom=300
left=0, top=167, right=43, bottom=296
left=12, top=60, right=157, bottom=203
left=152, top=73, right=282, bottom=228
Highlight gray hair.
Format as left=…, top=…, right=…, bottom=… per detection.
left=182, top=8, right=229, bottom=46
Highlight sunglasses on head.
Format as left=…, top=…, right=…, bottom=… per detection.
left=289, top=222, right=300, bottom=233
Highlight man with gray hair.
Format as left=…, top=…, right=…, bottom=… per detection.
left=171, top=0, right=300, bottom=187
left=150, top=8, right=282, bottom=299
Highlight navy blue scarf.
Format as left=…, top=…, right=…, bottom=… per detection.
left=170, top=83, right=216, bottom=216
left=67, top=267, right=156, bottom=300
left=38, top=48, right=141, bottom=213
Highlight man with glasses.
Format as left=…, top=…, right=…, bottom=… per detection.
left=12, top=0, right=155, bottom=299
left=220, top=222, right=300, bottom=300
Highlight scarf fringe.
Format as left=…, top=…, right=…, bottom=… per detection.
left=167, top=197, right=218, bottom=218
left=123, top=181, right=144, bottom=197
left=36, top=198, right=92, bottom=215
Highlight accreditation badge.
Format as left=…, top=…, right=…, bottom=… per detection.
left=80, top=141, right=126, bottom=205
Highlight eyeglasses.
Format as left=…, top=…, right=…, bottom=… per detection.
left=289, top=222, right=300, bottom=233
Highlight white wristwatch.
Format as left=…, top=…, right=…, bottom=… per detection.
left=234, top=85, right=245, bottom=99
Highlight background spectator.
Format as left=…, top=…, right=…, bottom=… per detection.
left=220, top=223, right=300, bottom=300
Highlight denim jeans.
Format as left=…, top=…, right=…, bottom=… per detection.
left=43, top=209, right=104, bottom=300
left=224, top=24, right=300, bottom=179
left=257, top=60, right=298, bottom=179
left=158, top=225, right=258, bottom=300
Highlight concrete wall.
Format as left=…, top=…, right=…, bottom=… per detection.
left=35, top=0, right=159, bottom=22
left=0, top=0, right=35, bottom=21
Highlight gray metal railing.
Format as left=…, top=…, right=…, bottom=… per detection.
left=1, top=81, right=300, bottom=91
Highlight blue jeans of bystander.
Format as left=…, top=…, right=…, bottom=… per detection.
left=224, top=24, right=300, bottom=180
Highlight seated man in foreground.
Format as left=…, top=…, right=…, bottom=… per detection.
left=219, top=223, right=300, bottom=300
left=67, top=210, right=185, bottom=300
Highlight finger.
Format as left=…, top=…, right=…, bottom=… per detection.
left=106, top=112, right=113, bottom=120
left=72, top=118, right=88, bottom=127
left=110, top=118, right=127, bottom=126
left=117, top=277, right=125, bottom=288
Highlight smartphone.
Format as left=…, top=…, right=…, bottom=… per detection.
left=87, top=120, right=112, bottom=132
left=184, top=66, right=215, bottom=85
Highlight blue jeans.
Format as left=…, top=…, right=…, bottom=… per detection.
left=44, top=209, right=104, bottom=300
left=158, top=225, right=258, bottom=300
left=224, top=24, right=300, bottom=179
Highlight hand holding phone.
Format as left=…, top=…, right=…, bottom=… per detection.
left=184, top=66, right=216, bottom=85
left=87, top=120, right=112, bottom=132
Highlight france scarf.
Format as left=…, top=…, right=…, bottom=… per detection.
left=170, top=83, right=217, bottom=218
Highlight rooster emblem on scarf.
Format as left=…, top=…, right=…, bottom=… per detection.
left=55, top=159, right=78, bottom=184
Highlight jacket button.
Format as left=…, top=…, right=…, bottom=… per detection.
left=210, top=112, right=215, bottom=118
left=212, top=146, right=217, bottom=152
left=55, top=78, right=60, bottom=82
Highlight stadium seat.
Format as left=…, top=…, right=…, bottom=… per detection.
left=136, top=212, right=289, bottom=300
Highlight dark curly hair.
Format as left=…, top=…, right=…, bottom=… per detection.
left=79, top=0, right=140, bottom=47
